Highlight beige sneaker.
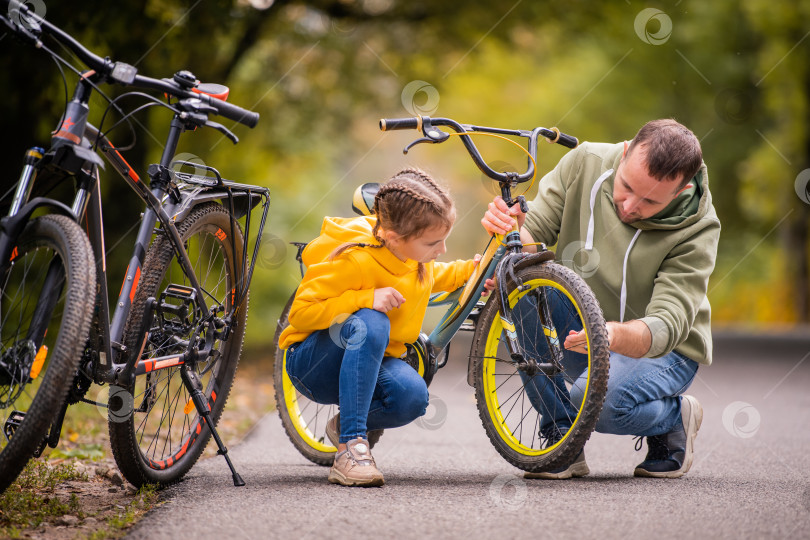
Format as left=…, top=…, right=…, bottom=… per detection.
left=524, top=451, right=590, bottom=480
left=328, top=438, right=384, bottom=487
left=326, top=413, right=383, bottom=449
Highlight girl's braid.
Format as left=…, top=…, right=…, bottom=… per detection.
left=375, top=182, right=442, bottom=213
left=401, top=167, right=442, bottom=193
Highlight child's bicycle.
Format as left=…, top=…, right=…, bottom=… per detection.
left=273, top=115, right=610, bottom=473
left=0, top=0, right=267, bottom=492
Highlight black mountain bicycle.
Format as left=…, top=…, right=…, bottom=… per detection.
left=274, top=115, right=611, bottom=473
left=0, top=0, right=268, bottom=491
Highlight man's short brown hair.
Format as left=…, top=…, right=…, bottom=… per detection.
left=626, top=119, right=702, bottom=189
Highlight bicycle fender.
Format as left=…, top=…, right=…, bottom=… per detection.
left=0, top=197, right=78, bottom=275
left=512, top=249, right=556, bottom=271
left=0, top=197, right=77, bottom=238
left=167, top=189, right=261, bottom=223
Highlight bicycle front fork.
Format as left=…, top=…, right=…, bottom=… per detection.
left=494, top=249, right=564, bottom=377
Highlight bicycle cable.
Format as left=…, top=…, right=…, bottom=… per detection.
left=445, top=131, right=538, bottom=195
left=46, top=39, right=140, bottom=151
left=50, top=52, right=70, bottom=139
left=94, top=92, right=179, bottom=152
left=445, top=131, right=547, bottom=249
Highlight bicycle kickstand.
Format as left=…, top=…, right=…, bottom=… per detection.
left=179, top=364, right=245, bottom=487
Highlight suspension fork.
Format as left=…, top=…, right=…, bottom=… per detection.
left=25, top=260, right=66, bottom=350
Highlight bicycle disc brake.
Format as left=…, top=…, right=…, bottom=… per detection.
left=0, top=340, right=37, bottom=403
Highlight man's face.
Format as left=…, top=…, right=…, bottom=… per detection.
left=612, top=145, right=690, bottom=224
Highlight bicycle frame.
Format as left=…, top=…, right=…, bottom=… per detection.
left=2, top=75, right=269, bottom=390
left=0, top=0, right=265, bottom=485
left=424, top=210, right=557, bottom=383
left=375, top=114, right=580, bottom=384
left=84, top=121, right=270, bottom=388
left=338, top=177, right=559, bottom=387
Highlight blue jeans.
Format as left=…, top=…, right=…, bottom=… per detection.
left=284, top=308, right=429, bottom=444
left=514, top=292, right=699, bottom=438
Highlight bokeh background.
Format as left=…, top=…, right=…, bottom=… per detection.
left=2, top=0, right=809, bottom=355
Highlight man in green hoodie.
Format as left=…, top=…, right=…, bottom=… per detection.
left=482, top=119, right=721, bottom=479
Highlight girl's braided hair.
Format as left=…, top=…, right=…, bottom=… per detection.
left=330, top=167, right=456, bottom=282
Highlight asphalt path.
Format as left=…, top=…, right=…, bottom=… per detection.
left=127, top=331, right=810, bottom=540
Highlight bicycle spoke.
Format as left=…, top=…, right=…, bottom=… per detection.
left=122, top=218, right=237, bottom=474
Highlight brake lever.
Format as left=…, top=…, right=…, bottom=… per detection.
left=403, top=124, right=450, bottom=154
left=1, top=10, right=42, bottom=45
left=403, top=137, right=433, bottom=154
left=206, top=120, right=239, bottom=144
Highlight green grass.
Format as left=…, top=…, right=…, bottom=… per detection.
left=48, top=443, right=106, bottom=461
left=82, top=485, right=159, bottom=540
left=0, top=461, right=86, bottom=533
left=0, top=460, right=159, bottom=540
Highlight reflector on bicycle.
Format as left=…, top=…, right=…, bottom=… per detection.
left=30, top=346, right=48, bottom=379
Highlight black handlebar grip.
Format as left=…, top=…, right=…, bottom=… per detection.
left=379, top=117, right=419, bottom=131
left=208, top=97, right=259, bottom=128
left=557, top=132, right=578, bottom=149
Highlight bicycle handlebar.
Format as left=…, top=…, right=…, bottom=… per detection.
left=2, top=0, right=259, bottom=128
left=379, top=115, right=578, bottom=183
left=379, top=117, right=420, bottom=131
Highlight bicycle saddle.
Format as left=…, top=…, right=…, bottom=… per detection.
left=351, top=182, right=379, bottom=216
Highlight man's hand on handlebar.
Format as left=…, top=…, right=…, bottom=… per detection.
left=481, top=196, right=526, bottom=236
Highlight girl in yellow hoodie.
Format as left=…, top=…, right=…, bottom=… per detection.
left=278, top=168, right=476, bottom=487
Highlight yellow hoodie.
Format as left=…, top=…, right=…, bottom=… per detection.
left=278, top=215, right=475, bottom=358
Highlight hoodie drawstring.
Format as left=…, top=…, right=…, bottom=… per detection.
left=583, top=168, right=642, bottom=322
left=620, top=229, right=642, bottom=322
left=585, top=169, right=614, bottom=251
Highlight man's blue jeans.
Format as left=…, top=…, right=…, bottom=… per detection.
left=284, top=308, right=429, bottom=444
left=514, top=293, right=699, bottom=438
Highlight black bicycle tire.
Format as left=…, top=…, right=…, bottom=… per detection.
left=471, top=260, right=609, bottom=472
left=108, top=203, right=246, bottom=487
left=0, top=215, right=95, bottom=493
left=273, top=291, right=337, bottom=467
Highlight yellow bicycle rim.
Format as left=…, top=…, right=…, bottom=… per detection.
left=481, top=278, right=592, bottom=456
left=281, top=349, right=336, bottom=453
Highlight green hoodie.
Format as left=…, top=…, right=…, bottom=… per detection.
left=523, top=142, right=721, bottom=365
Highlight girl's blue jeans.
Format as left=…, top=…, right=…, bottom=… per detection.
left=514, top=294, right=699, bottom=438
left=284, top=308, right=429, bottom=444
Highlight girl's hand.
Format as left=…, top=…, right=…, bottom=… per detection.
left=373, top=287, right=405, bottom=313
left=474, top=254, right=495, bottom=297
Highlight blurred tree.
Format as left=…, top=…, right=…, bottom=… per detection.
left=1, top=0, right=807, bottom=349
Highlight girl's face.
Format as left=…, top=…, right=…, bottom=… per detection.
left=384, top=224, right=451, bottom=263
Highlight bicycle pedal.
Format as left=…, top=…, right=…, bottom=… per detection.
left=162, top=284, right=197, bottom=303
left=3, top=410, right=26, bottom=441
left=157, top=284, right=199, bottom=333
